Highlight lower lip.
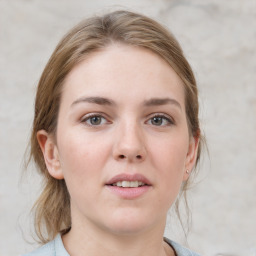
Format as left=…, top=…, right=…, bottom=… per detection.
left=105, top=185, right=151, bottom=199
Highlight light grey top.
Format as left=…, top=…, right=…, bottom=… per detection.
left=22, top=234, right=200, bottom=256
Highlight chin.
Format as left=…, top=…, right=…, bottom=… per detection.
left=102, top=209, right=158, bottom=236
left=107, top=222, right=150, bottom=236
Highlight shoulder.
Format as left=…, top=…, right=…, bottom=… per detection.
left=21, top=240, right=55, bottom=256
left=21, top=234, right=69, bottom=256
left=164, top=237, right=201, bottom=256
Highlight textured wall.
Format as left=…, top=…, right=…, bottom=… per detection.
left=1, top=0, right=255, bottom=255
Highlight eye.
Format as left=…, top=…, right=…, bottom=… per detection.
left=81, top=114, right=108, bottom=126
left=147, top=114, right=174, bottom=126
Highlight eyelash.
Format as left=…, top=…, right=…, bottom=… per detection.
left=146, top=114, right=174, bottom=126
left=81, top=113, right=110, bottom=126
left=80, top=113, right=174, bottom=127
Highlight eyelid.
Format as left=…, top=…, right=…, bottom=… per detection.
left=79, top=112, right=174, bottom=126
left=146, top=113, right=175, bottom=126
left=80, top=112, right=111, bottom=126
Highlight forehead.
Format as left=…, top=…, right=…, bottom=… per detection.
left=61, top=44, right=185, bottom=107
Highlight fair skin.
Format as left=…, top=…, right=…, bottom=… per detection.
left=38, top=44, right=199, bottom=256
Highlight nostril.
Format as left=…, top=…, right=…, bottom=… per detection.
left=119, top=155, right=125, bottom=159
left=136, top=155, right=142, bottom=159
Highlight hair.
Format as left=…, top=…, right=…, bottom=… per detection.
left=27, top=10, right=203, bottom=243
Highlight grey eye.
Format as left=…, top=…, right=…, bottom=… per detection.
left=151, top=117, right=163, bottom=126
left=82, top=114, right=108, bottom=126
left=147, top=115, right=173, bottom=126
left=89, top=116, right=103, bottom=125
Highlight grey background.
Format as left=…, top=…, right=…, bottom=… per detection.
left=1, top=0, right=256, bottom=255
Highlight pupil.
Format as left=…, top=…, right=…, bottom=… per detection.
left=91, top=116, right=101, bottom=125
left=152, top=117, right=162, bottom=125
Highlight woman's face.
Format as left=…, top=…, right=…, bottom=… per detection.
left=39, top=44, right=198, bottom=236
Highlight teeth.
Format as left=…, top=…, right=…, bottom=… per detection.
left=112, top=181, right=146, bottom=188
left=117, top=181, right=122, bottom=187
left=131, top=181, right=138, bottom=187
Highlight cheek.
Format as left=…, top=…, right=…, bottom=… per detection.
left=149, top=135, right=189, bottom=199
left=57, top=130, right=110, bottom=181
left=56, top=133, right=107, bottom=207
left=150, top=136, right=188, bottom=172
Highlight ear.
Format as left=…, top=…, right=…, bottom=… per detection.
left=37, top=130, right=64, bottom=180
left=183, top=135, right=200, bottom=181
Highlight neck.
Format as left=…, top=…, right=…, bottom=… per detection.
left=62, top=216, right=174, bottom=256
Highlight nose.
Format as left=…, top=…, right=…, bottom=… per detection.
left=112, top=122, right=147, bottom=162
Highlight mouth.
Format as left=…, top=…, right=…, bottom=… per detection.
left=110, top=180, right=148, bottom=188
left=106, top=173, right=151, bottom=187
left=105, top=173, right=152, bottom=199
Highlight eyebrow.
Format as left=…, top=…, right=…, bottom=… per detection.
left=143, top=98, right=181, bottom=109
left=71, top=96, right=181, bottom=109
left=71, top=96, right=116, bottom=107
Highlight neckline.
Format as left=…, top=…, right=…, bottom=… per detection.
left=54, top=233, right=194, bottom=256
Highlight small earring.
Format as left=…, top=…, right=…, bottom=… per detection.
left=186, top=169, right=190, bottom=174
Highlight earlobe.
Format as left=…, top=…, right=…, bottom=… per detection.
left=183, top=135, right=200, bottom=181
left=37, top=130, right=64, bottom=180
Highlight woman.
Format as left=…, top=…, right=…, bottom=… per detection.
left=23, top=10, right=202, bottom=256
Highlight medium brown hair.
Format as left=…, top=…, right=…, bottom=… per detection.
left=27, top=10, right=202, bottom=243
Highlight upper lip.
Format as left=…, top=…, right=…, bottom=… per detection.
left=106, top=173, right=152, bottom=186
